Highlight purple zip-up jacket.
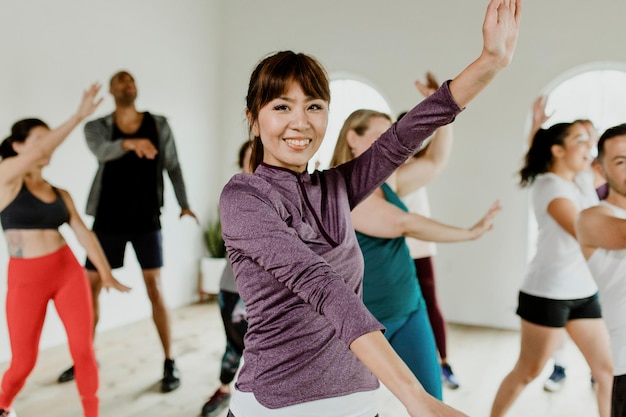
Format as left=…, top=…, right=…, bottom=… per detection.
left=219, top=82, right=462, bottom=409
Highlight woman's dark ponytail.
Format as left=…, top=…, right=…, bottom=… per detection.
left=0, top=136, right=17, bottom=159
left=0, top=118, right=48, bottom=160
left=519, top=122, right=575, bottom=187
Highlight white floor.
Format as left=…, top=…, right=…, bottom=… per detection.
left=2, top=301, right=600, bottom=417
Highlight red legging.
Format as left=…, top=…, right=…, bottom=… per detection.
left=0, top=245, right=98, bottom=416
left=414, top=256, right=447, bottom=361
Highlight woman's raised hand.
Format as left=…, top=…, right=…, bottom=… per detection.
left=76, top=82, right=103, bottom=120
left=482, top=0, right=522, bottom=69
left=414, top=72, right=440, bottom=98
left=532, top=95, right=552, bottom=130
left=448, top=0, right=522, bottom=108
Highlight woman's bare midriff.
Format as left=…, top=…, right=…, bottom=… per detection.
left=4, top=229, right=67, bottom=258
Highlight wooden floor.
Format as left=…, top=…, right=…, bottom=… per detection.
left=3, top=300, right=600, bottom=417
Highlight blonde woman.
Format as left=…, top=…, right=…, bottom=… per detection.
left=330, top=109, right=499, bottom=399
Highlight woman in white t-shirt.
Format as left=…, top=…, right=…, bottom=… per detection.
left=489, top=121, right=613, bottom=417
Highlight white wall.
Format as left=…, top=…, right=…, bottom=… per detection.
left=2, top=0, right=626, bottom=363
left=217, top=0, right=626, bottom=330
left=0, top=0, right=222, bottom=362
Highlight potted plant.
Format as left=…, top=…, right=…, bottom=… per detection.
left=204, top=216, right=226, bottom=259
left=199, top=215, right=228, bottom=298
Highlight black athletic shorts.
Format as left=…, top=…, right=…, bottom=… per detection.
left=516, top=291, right=602, bottom=328
left=85, top=230, right=163, bottom=270
left=613, top=374, right=626, bottom=417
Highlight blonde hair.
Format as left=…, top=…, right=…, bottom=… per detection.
left=330, top=109, right=392, bottom=167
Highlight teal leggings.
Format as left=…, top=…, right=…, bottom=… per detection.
left=381, top=305, right=442, bottom=400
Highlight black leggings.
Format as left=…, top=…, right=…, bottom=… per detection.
left=218, top=291, right=247, bottom=384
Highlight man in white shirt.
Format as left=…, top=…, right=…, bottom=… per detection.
left=577, top=123, right=626, bottom=417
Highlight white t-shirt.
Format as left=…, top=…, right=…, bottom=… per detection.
left=587, top=201, right=626, bottom=376
left=401, top=187, right=437, bottom=259
left=521, top=173, right=598, bottom=299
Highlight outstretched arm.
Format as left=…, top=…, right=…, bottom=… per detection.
left=448, top=0, right=522, bottom=108
left=60, top=188, right=131, bottom=293
left=351, top=331, right=469, bottom=417
left=349, top=0, right=521, bottom=211
left=353, top=189, right=500, bottom=242
left=577, top=205, right=626, bottom=251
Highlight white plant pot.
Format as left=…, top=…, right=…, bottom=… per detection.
left=199, top=257, right=227, bottom=296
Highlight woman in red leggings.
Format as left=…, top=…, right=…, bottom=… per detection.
left=0, top=84, right=130, bottom=417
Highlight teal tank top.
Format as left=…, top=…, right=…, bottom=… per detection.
left=356, top=183, right=422, bottom=322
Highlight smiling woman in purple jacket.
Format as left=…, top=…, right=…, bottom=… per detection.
left=219, top=2, right=521, bottom=416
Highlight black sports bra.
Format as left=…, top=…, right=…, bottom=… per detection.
left=0, top=183, right=70, bottom=230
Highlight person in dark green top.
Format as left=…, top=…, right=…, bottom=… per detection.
left=331, top=108, right=500, bottom=399
left=357, top=183, right=423, bottom=323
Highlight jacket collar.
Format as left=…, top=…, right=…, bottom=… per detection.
left=255, top=162, right=311, bottom=183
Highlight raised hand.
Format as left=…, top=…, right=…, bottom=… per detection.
left=469, top=200, right=502, bottom=239
left=482, top=0, right=522, bottom=68
left=414, top=72, right=440, bottom=98
left=447, top=0, right=522, bottom=108
left=76, top=82, right=104, bottom=120
left=526, top=95, right=554, bottom=146
left=532, top=95, right=552, bottom=131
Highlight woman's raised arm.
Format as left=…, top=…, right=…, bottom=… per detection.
left=0, top=83, right=102, bottom=186
left=449, top=0, right=522, bottom=108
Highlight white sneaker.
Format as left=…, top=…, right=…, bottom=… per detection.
left=543, top=365, right=566, bottom=392
left=441, top=363, right=460, bottom=390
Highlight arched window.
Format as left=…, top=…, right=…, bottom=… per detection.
left=309, top=77, right=392, bottom=172
left=538, top=64, right=626, bottom=135
left=526, top=63, right=626, bottom=261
